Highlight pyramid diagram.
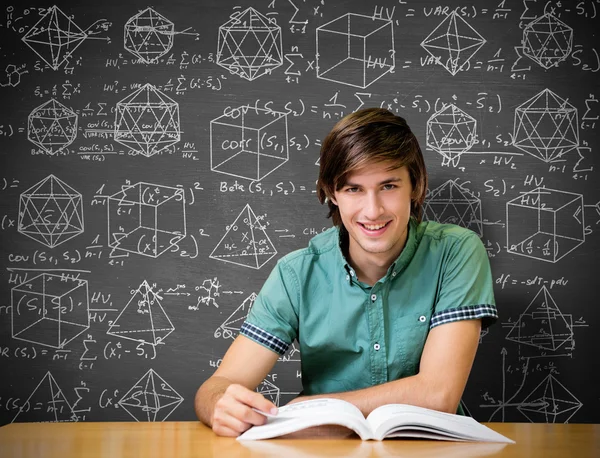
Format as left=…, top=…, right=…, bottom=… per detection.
left=210, top=204, right=277, bottom=269
left=214, top=292, right=257, bottom=339
left=518, top=374, right=581, bottom=423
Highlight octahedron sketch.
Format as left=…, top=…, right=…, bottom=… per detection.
left=217, top=7, right=283, bottom=80
left=118, top=369, right=183, bottom=422
left=506, top=286, right=573, bottom=352
left=210, top=204, right=277, bottom=269
left=114, top=83, right=181, bottom=156
left=124, top=8, right=174, bottom=63
left=107, top=280, right=174, bottom=346
left=423, top=180, right=483, bottom=236
left=506, top=187, right=584, bottom=263
left=11, top=273, right=89, bottom=349
left=214, top=292, right=257, bottom=339
left=426, top=104, right=477, bottom=166
left=12, top=372, right=78, bottom=423
left=210, top=106, right=289, bottom=181
left=316, top=13, right=395, bottom=88
left=257, top=379, right=280, bottom=406
left=18, top=175, right=84, bottom=248
left=107, top=182, right=186, bottom=257
left=421, top=11, right=486, bottom=75
left=522, top=13, right=573, bottom=69
left=28, top=99, right=78, bottom=154
left=518, top=374, right=582, bottom=423
left=21, top=6, right=88, bottom=70
left=513, top=88, right=579, bottom=162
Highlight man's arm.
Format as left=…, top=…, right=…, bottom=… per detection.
left=289, top=319, right=481, bottom=416
left=195, top=334, right=279, bottom=436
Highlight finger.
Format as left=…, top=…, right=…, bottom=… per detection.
left=213, top=423, right=244, bottom=437
left=225, top=399, right=269, bottom=426
left=230, top=385, right=278, bottom=414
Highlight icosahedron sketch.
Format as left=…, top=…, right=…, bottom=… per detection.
left=426, top=104, right=477, bottom=166
left=214, top=292, right=257, bottom=339
left=28, top=99, right=78, bottom=154
left=124, top=8, right=174, bottom=63
left=522, top=13, right=573, bottom=69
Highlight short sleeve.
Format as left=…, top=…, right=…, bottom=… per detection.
left=241, top=260, right=299, bottom=355
left=431, top=232, right=498, bottom=330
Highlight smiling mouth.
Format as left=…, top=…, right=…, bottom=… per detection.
left=358, top=221, right=390, bottom=232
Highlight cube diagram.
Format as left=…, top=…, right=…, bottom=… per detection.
left=12, top=273, right=89, bottom=348
left=506, top=187, right=584, bottom=262
left=316, top=13, right=394, bottom=88
left=108, top=182, right=186, bottom=257
left=210, top=107, right=289, bottom=181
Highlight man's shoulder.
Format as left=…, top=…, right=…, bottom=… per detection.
left=417, top=220, right=480, bottom=245
left=278, top=226, right=339, bottom=266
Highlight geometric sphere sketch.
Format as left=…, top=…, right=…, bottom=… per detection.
left=506, top=187, right=585, bottom=263
left=210, top=106, right=289, bottom=181
left=11, top=372, right=78, bottom=423
left=522, top=13, right=573, bottom=69
left=209, top=203, right=277, bottom=269
left=27, top=99, right=78, bottom=154
left=216, top=7, right=283, bottom=81
left=513, top=88, right=579, bottom=163
left=420, top=11, right=486, bottom=76
left=426, top=104, right=477, bottom=166
left=18, top=174, right=84, bottom=248
left=423, top=179, right=483, bottom=236
left=316, top=12, right=395, bottom=89
left=21, top=5, right=88, bottom=71
left=124, top=8, right=174, bottom=63
left=106, top=280, right=175, bottom=346
left=114, top=83, right=181, bottom=157
left=518, top=374, right=582, bottom=424
left=11, top=273, right=89, bottom=349
left=118, top=369, right=184, bottom=422
left=107, top=182, right=186, bottom=257
left=214, top=292, right=257, bottom=339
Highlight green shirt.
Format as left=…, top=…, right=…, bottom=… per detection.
left=241, top=218, right=497, bottom=398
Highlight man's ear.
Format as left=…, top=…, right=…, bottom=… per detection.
left=329, top=194, right=338, bottom=206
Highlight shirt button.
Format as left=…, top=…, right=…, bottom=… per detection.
left=371, top=294, right=377, bottom=301
left=392, top=272, right=397, bottom=277
left=346, top=274, right=350, bottom=281
left=419, top=315, right=426, bottom=322
left=374, top=343, right=380, bottom=351
left=350, top=271, right=355, bottom=277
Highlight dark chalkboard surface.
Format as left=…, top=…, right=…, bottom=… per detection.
left=1, top=0, right=599, bottom=425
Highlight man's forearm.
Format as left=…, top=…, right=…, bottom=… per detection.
left=194, top=376, right=233, bottom=426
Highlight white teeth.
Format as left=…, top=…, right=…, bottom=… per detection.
left=363, top=223, right=386, bottom=231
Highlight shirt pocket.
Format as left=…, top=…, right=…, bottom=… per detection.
left=392, top=311, right=431, bottom=377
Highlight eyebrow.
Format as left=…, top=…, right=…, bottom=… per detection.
left=343, top=177, right=403, bottom=187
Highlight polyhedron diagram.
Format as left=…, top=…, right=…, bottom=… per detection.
left=108, top=182, right=186, bottom=257
left=421, top=11, right=486, bottom=75
left=257, top=379, right=280, bottom=407
left=18, top=174, right=84, bottom=248
left=316, top=13, right=395, bottom=88
left=513, top=88, right=579, bottom=163
left=210, top=204, right=277, bottom=269
left=506, top=187, right=584, bottom=263
left=124, top=8, right=174, bottom=63
left=423, top=180, right=483, bottom=236
left=12, top=372, right=78, bottom=423
left=426, top=104, right=477, bottom=166
left=522, top=13, right=573, bottom=69
left=217, top=7, right=283, bottom=81
left=11, top=273, right=89, bottom=349
left=118, top=369, right=183, bottom=421
left=210, top=106, right=289, bottom=181
left=214, top=292, right=257, bottom=339
left=107, top=280, right=175, bottom=346
left=506, top=286, right=573, bottom=352
left=21, top=6, right=88, bottom=70
left=28, top=99, right=78, bottom=154
left=518, top=374, right=582, bottom=423
left=114, top=83, right=181, bottom=156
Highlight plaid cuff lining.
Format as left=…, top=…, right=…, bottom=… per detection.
left=240, top=322, right=289, bottom=355
left=430, top=304, right=498, bottom=329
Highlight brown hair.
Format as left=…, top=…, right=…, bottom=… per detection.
left=317, top=108, right=428, bottom=226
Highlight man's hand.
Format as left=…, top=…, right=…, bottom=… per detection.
left=211, top=383, right=278, bottom=437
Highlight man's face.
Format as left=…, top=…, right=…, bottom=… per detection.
left=331, top=160, right=413, bottom=269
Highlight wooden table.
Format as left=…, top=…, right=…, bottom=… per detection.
left=0, top=421, right=598, bottom=458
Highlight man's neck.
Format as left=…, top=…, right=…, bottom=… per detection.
left=350, top=250, right=400, bottom=286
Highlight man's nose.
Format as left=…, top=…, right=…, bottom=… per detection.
left=363, top=192, right=384, bottom=220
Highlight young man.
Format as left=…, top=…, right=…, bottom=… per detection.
left=195, top=108, right=498, bottom=437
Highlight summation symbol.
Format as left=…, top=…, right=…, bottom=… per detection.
left=217, top=7, right=283, bottom=80
left=21, top=5, right=89, bottom=70
left=114, top=83, right=181, bottom=156
left=210, top=204, right=277, bottom=269
left=423, top=180, right=483, bottom=236
left=518, top=374, right=582, bottom=423
left=107, top=280, right=174, bottom=346
left=18, top=174, right=84, bottom=248
left=513, top=88, right=579, bottom=163
left=214, top=292, right=257, bottom=339
left=421, top=11, right=485, bottom=75
left=426, top=104, right=477, bottom=166
left=124, top=8, right=174, bottom=63
left=522, top=13, right=573, bottom=69
left=28, top=99, right=78, bottom=154
left=12, top=372, right=78, bottom=423
left=118, top=369, right=183, bottom=421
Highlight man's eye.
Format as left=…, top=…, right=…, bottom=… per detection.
left=346, top=187, right=359, bottom=193
left=382, top=184, right=396, bottom=190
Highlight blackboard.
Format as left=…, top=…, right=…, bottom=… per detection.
left=1, top=0, right=599, bottom=425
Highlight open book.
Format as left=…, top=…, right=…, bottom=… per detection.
left=237, top=398, right=515, bottom=443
